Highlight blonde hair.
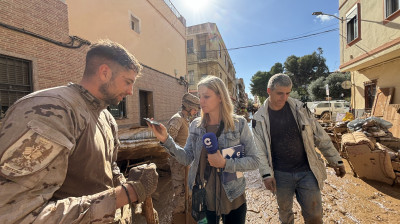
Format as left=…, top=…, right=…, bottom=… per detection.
left=197, top=76, right=236, bottom=131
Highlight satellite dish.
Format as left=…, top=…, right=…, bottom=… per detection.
left=341, top=80, right=352, bottom=89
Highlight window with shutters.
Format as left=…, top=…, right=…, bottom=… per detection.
left=346, top=4, right=360, bottom=44
left=130, top=13, right=141, bottom=34
left=199, top=44, right=206, bottom=59
left=188, top=70, right=194, bottom=84
left=386, top=0, right=400, bottom=18
left=187, top=39, right=194, bottom=54
left=0, top=54, right=33, bottom=118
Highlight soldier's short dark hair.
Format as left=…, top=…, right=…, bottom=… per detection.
left=84, top=39, right=142, bottom=77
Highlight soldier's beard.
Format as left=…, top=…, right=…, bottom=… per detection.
left=99, top=82, right=120, bottom=106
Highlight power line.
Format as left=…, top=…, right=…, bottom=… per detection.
left=227, top=28, right=339, bottom=51
left=192, top=28, right=339, bottom=53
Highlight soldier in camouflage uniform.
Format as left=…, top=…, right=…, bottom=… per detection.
left=167, top=93, right=200, bottom=222
left=0, top=40, right=158, bottom=223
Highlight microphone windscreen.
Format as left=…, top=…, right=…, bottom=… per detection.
left=202, top=132, right=218, bottom=154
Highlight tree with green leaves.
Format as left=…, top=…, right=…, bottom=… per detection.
left=284, top=48, right=329, bottom=99
left=325, top=72, right=351, bottom=100
left=249, top=71, right=273, bottom=99
left=270, top=62, right=283, bottom=75
left=250, top=48, right=330, bottom=102
left=307, top=77, right=326, bottom=101
left=308, top=72, right=351, bottom=101
left=289, top=91, right=302, bottom=100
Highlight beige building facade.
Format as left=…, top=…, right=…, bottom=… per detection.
left=186, top=23, right=237, bottom=103
left=0, top=0, right=89, bottom=120
left=339, top=0, right=400, bottom=136
left=66, top=0, right=188, bottom=128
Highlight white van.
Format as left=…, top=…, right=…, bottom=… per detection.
left=309, top=100, right=350, bottom=118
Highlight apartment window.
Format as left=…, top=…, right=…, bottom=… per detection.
left=346, top=4, right=359, bottom=43
left=224, top=55, right=227, bottom=67
left=187, top=39, right=194, bottom=54
left=200, top=45, right=206, bottom=59
left=364, top=80, right=377, bottom=110
left=0, top=54, right=32, bottom=118
left=107, top=97, right=127, bottom=118
left=219, top=44, right=222, bottom=58
left=130, top=13, right=140, bottom=33
left=188, top=70, right=194, bottom=84
left=386, top=0, right=400, bottom=18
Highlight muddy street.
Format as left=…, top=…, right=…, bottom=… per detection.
left=142, top=158, right=400, bottom=223
left=245, top=159, right=400, bottom=224
left=138, top=120, right=400, bottom=223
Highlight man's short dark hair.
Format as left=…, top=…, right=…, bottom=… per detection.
left=84, top=39, right=142, bottom=77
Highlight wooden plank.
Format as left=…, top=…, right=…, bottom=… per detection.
left=371, top=87, right=394, bottom=117
left=383, top=104, right=400, bottom=139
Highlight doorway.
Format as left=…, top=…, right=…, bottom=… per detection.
left=139, top=90, right=154, bottom=126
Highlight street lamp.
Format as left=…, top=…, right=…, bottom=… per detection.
left=312, top=11, right=345, bottom=65
left=312, top=12, right=343, bottom=22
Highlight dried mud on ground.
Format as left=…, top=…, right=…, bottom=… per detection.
left=245, top=159, right=400, bottom=224
left=141, top=159, right=400, bottom=224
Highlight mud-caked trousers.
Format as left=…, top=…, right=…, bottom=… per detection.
left=275, top=170, right=323, bottom=224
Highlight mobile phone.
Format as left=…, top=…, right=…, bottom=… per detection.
left=143, top=118, right=160, bottom=126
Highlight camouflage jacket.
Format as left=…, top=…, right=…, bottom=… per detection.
left=0, top=83, right=127, bottom=223
left=166, top=111, right=189, bottom=147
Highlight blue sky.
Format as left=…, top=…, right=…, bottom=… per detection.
left=171, top=0, right=341, bottom=98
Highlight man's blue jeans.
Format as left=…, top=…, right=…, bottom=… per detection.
left=275, top=170, right=323, bottom=224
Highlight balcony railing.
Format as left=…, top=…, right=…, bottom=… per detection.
left=162, top=0, right=186, bottom=26
left=187, top=51, right=218, bottom=63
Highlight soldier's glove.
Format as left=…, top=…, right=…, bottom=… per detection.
left=334, top=165, right=346, bottom=178
left=127, top=163, right=158, bottom=203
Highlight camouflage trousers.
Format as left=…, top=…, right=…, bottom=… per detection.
left=169, top=157, right=186, bottom=214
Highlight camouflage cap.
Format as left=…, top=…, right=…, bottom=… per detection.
left=182, top=93, right=200, bottom=111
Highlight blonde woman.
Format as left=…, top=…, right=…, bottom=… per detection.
left=147, top=76, right=260, bottom=224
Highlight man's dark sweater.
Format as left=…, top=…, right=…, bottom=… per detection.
left=268, top=102, right=310, bottom=172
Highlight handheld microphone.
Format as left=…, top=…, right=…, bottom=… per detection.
left=202, top=133, right=218, bottom=154
left=203, top=132, right=220, bottom=172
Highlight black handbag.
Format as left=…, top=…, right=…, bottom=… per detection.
left=191, top=183, right=207, bottom=221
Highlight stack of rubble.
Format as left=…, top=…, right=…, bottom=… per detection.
left=348, top=116, right=394, bottom=138
left=341, top=116, right=400, bottom=184
left=323, top=121, right=350, bottom=151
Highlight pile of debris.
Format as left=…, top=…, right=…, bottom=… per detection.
left=319, top=120, right=350, bottom=151
left=341, top=116, right=400, bottom=185
left=347, top=116, right=394, bottom=139
left=117, top=127, right=170, bottom=175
